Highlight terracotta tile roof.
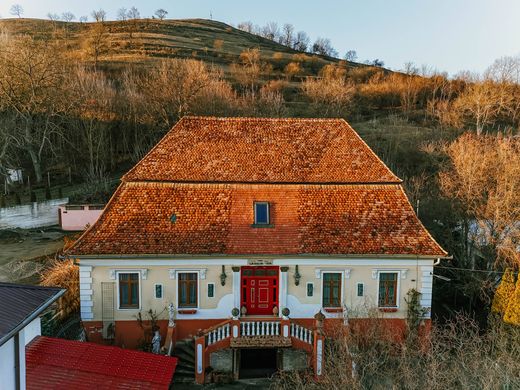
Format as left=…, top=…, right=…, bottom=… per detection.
left=68, top=182, right=446, bottom=257
left=26, top=336, right=177, bottom=389
left=123, top=117, right=401, bottom=184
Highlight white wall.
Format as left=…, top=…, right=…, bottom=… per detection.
left=0, top=317, right=41, bottom=390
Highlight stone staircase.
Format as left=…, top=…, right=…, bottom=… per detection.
left=172, top=338, right=196, bottom=383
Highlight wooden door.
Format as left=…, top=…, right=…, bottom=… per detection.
left=241, top=266, right=279, bottom=315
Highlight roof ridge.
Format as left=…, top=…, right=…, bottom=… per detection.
left=182, top=115, right=344, bottom=122
left=0, top=282, right=62, bottom=291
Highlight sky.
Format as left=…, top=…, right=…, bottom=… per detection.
left=1, top=0, right=519, bottom=75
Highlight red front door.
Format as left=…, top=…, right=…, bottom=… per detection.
left=241, top=266, right=279, bottom=315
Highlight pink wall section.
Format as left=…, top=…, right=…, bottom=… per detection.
left=58, top=205, right=103, bottom=231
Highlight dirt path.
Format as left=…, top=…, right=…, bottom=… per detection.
left=0, top=227, right=67, bottom=283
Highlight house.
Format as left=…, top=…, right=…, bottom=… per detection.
left=66, top=117, right=447, bottom=383
left=0, top=282, right=64, bottom=390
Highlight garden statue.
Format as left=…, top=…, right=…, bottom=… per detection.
left=151, top=330, right=161, bottom=354
left=168, top=303, right=175, bottom=327
left=343, top=304, right=349, bottom=326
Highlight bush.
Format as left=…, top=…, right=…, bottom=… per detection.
left=45, top=186, right=52, bottom=200
left=30, top=191, right=36, bottom=202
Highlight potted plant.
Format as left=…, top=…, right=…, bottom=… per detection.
left=231, top=307, right=240, bottom=319
left=282, top=307, right=290, bottom=319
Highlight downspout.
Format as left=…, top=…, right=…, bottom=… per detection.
left=433, top=258, right=441, bottom=266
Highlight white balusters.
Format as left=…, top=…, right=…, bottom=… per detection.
left=207, top=322, right=233, bottom=345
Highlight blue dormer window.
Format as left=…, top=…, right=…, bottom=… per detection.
left=254, top=202, right=270, bottom=225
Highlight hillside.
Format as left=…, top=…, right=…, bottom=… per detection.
left=0, top=18, right=352, bottom=74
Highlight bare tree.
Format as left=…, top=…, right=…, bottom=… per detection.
left=261, top=22, right=280, bottom=41
left=10, top=4, right=23, bottom=18
left=237, top=21, right=254, bottom=33
left=79, top=15, right=88, bottom=23
left=47, top=13, right=60, bottom=21
left=293, top=31, right=309, bottom=52
left=154, top=9, right=168, bottom=20
left=0, top=37, right=67, bottom=183
left=62, top=12, right=75, bottom=22
left=312, top=37, right=338, bottom=57
left=344, top=50, right=358, bottom=62
left=91, top=9, right=106, bottom=22
left=127, top=6, right=140, bottom=20
left=281, top=23, right=294, bottom=47
left=117, top=7, right=128, bottom=21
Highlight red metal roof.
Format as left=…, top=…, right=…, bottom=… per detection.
left=26, top=336, right=177, bottom=389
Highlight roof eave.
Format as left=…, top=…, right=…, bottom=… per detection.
left=0, top=288, right=65, bottom=347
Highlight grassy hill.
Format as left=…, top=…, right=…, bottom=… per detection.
left=0, top=18, right=354, bottom=75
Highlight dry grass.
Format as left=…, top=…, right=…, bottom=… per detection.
left=272, top=315, right=520, bottom=390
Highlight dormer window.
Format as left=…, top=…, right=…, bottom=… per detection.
left=253, top=202, right=270, bottom=226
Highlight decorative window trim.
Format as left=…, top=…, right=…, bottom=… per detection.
left=154, top=283, right=163, bottom=299
left=371, top=268, right=408, bottom=280
left=320, top=271, right=345, bottom=309
left=176, top=270, right=201, bottom=310
left=376, top=270, right=401, bottom=308
left=315, top=268, right=351, bottom=279
left=110, top=268, right=148, bottom=280
left=306, top=282, right=314, bottom=297
left=169, top=268, right=206, bottom=280
left=253, top=201, right=270, bottom=225
left=116, top=271, right=141, bottom=311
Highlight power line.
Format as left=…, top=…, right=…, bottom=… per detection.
left=435, top=265, right=519, bottom=275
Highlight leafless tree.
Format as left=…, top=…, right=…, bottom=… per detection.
left=127, top=6, right=140, bottom=20
left=154, top=9, right=168, bottom=20
left=312, top=37, right=338, bottom=57
left=344, top=50, right=358, bottom=62
left=0, top=37, right=67, bottom=183
left=91, top=9, right=106, bottom=22
left=10, top=4, right=23, bottom=18
left=79, top=15, right=88, bottom=23
left=280, top=23, right=294, bottom=47
left=62, top=12, right=75, bottom=22
left=261, top=22, right=280, bottom=41
left=237, top=21, right=254, bottom=33
left=117, top=7, right=128, bottom=21
left=47, top=13, right=60, bottom=21
left=293, top=31, right=309, bottom=52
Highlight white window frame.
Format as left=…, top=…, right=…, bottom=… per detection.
left=376, top=270, right=401, bottom=308
left=176, top=270, right=201, bottom=310
left=207, top=282, right=215, bottom=298
left=116, top=271, right=142, bottom=311
left=320, top=271, right=345, bottom=309
left=154, top=283, right=163, bottom=299
left=254, top=201, right=270, bottom=225
left=306, top=282, right=314, bottom=297
left=356, top=282, right=364, bottom=297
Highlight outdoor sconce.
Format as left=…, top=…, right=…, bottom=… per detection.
left=220, top=265, right=227, bottom=286
left=294, top=265, right=301, bottom=286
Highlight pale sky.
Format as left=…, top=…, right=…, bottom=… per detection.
left=1, top=0, right=519, bottom=75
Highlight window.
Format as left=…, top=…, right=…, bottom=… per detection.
left=118, top=273, right=139, bottom=309
left=154, top=284, right=163, bottom=299
left=378, top=272, right=398, bottom=307
left=357, top=283, right=364, bottom=297
left=207, top=283, right=215, bottom=298
left=322, top=273, right=342, bottom=307
left=178, top=272, right=198, bottom=308
left=254, top=202, right=270, bottom=225
left=307, top=282, right=314, bottom=297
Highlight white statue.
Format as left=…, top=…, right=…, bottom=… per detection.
left=343, top=304, right=349, bottom=326
left=151, top=330, right=161, bottom=354
left=168, top=303, right=175, bottom=327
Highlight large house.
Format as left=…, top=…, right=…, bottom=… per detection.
left=67, top=117, right=447, bottom=383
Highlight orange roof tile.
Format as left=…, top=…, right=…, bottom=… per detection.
left=123, top=117, right=401, bottom=184
left=68, top=182, right=446, bottom=257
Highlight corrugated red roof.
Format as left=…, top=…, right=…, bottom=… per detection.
left=26, top=336, right=177, bottom=389
left=123, top=117, right=401, bottom=184
left=68, top=182, right=446, bottom=257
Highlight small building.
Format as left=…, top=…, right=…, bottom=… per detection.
left=58, top=204, right=104, bottom=231
left=0, top=283, right=64, bottom=390
left=66, top=117, right=448, bottom=383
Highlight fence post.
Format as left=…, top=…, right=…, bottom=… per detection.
left=195, top=332, right=206, bottom=384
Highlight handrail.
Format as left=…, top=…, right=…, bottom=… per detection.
left=201, top=318, right=232, bottom=335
